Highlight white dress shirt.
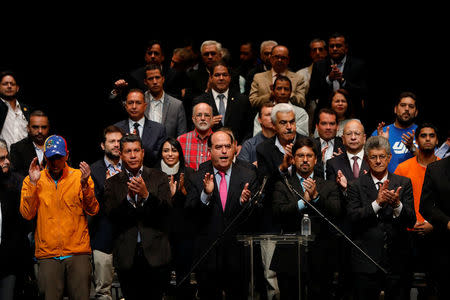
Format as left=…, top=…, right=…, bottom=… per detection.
left=0, top=99, right=28, bottom=150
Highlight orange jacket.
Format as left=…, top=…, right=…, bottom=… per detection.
left=20, top=165, right=99, bottom=259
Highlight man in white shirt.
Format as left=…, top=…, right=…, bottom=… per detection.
left=0, top=71, right=30, bottom=151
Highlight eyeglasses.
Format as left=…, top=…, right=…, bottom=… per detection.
left=213, top=73, right=230, bottom=78
left=343, top=131, right=363, bottom=137
left=272, top=55, right=289, bottom=61
left=368, top=154, right=388, bottom=161
left=194, top=113, right=212, bottom=119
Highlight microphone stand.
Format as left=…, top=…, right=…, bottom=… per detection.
left=177, top=176, right=269, bottom=288
left=282, top=174, right=388, bottom=275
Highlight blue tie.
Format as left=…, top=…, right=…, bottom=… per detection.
left=218, top=94, right=226, bottom=125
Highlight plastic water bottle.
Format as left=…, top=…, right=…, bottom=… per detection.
left=301, top=214, right=311, bottom=236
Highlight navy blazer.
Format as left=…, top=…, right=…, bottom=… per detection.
left=114, top=118, right=167, bottom=168
left=347, top=172, right=415, bottom=273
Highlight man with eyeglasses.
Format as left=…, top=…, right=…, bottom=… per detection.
left=250, top=45, right=307, bottom=109
left=193, top=61, right=252, bottom=144
left=177, top=102, right=213, bottom=170
left=347, top=135, right=415, bottom=300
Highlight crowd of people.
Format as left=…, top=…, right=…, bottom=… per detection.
left=1, top=34, right=450, bottom=300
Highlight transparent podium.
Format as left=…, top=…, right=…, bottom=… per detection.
left=237, top=234, right=315, bottom=300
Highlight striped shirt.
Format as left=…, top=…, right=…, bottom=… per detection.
left=177, top=128, right=212, bottom=170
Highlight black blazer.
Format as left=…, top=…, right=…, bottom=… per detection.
left=88, top=159, right=114, bottom=253
left=314, top=136, right=345, bottom=178
left=185, top=160, right=258, bottom=272
left=0, top=100, right=31, bottom=132
left=193, top=89, right=253, bottom=144
left=9, top=136, right=37, bottom=177
left=114, top=118, right=167, bottom=168
left=0, top=171, right=31, bottom=275
left=347, top=172, right=416, bottom=273
left=270, top=174, right=341, bottom=274
left=326, top=151, right=370, bottom=183
left=103, top=166, right=172, bottom=271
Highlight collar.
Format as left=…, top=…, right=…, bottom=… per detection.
left=347, top=149, right=364, bottom=161
left=275, top=135, right=296, bottom=155
left=213, top=164, right=232, bottom=177
left=212, top=89, right=229, bottom=100
left=148, top=91, right=165, bottom=103
left=271, top=69, right=287, bottom=78
left=1, top=98, right=20, bottom=111
left=320, top=137, right=335, bottom=147
left=296, top=171, right=314, bottom=182
left=104, top=156, right=122, bottom=169
left=371, top=172, right=388, bottom=185
left=124, top=166, right=144, bottom=178
left=128, top=117, right=145, bottom=128
left=160, top=160, right=179, bottom=176
left=331, top=55, right=347, bottom=66
left=193, top=128, right=213, bottom=140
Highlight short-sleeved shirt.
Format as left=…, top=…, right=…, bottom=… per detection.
left=371, top=123, right=417, bottom=173
left=177, top=128, right=212, bottom=170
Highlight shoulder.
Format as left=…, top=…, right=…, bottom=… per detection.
left=10, top=136, right=31, bottom=150
left=90, top=159, right=105, bottom=171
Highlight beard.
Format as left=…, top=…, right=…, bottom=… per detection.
left=105, top=149, right=120, bottom=161
left=396, top=115, right=415, bottom=127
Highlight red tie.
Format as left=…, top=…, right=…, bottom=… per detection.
left=352, top=156, right=360, bottom=179
left=219, top=171, right=227, bottom=211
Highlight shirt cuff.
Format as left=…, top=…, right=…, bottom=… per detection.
left=372, top=200, right=382, bottom=214
left=393, top=202, right=403, bottom=218
left=298, top=200, right=306, bottom=211
left=200, top=190, right=211, bottom=205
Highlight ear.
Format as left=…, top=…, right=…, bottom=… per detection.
left=101, top=142, right=105, bottom=151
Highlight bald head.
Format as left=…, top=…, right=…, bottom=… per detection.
left=342, top=119, right=366, bottom=154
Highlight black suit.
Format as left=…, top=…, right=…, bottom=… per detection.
left=114, top=118, right=167, bottom=168
left=314, top=136, right=345, bottom=179
left=103, top=166, right=172, bottom=300
left=270, top=173, right=341, bottom=300
left=186, top=161, right=258, bottom=300
left=193, top=89, right=253, bottom=144
left=347, top=172, right=416, bottom=300
left=9, top=136, right=37, bottom=177
left=308, top=56, right=368, bottom=123
left=419, top=156, right=450, bottom=299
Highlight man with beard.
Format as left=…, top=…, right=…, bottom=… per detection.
left=0, top=139, right=32, bottom=300
left=372, top=91, right=418, bottom=173
left=10, top=110, right=50, bottom=176
left=0, top=71, right=31, bottom=151
left=394, top=123, right=440, bottom=298
left=177, top=102, right=214, bottom=170
left=89, top=125, right=124, bottom=300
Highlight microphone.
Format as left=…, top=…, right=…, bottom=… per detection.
left=281, top=172, right=388, bottom=274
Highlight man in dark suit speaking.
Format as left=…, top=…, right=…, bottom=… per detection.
left=104, top=134, right=172, bottom=300
left=347, top=136, right=415, bottom=300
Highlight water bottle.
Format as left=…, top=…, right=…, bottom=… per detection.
left=301, top=214, right=311, bottom=236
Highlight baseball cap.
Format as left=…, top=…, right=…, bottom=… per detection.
left=44, top=135, right=67, bottom=158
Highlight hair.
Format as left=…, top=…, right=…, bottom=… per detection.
left=0, top=70, right=18, bottom=84
left=200, top=40, right=222, bottom=54
left=309, top=38, right=326, bottom=48
left=119, top=134, right=143, bottom=151
left=327, top=88, right=354, bottom=119
left=396, top=91, right=418, bottom=108
left=30, top=109, right=48, bottom=118
left=145, top=63, right=163, bottom=76
left=192, top=102, right=213, bottom=117
left=260, top=40, right=278, bottom=54
left=146, top=39, right=164, bottom=54
left=207, top=60, right=230, bottom=76
left=207, top=130, right=234, bottom=148
left=258, top=102, right=275, bottom=118
left=273, top=75, right=292, bottom=91
left=270, top=44, right=288, bottom=56
left=329, top=32, right=348, bottom=44
left=316, top=107, right=338, bottom=125
left=172, top=47, right=194, bottom=69
left=158, top=137, right=185, bottom=167
left=364, top=136, right=391, bottom=157
left=271, top=103, right=295, bottom=123
left=102, top=125, right=125, bottom=143
left=126, top=88, right=145, bottom=98
left=292, top=136, right=319, bottom=158
left=0, top=138, right=8, bottom=151
left=414, top=122, right=438, bottom=140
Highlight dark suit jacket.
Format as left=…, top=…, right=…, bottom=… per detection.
left=314, top=136, right=345, bottom=178
left=0, top=171, right=31, bottom=275
left=308, top=56, right=368, bottom=118
left=185, top=160, right=258, bottom=273
left=270, top=174, right=341, bottom=274
left=419, top=157, right=450, bottom=270
left=145, top=93, right=187, bottom=138
left=0, top=99, right=31, bottom=132
left=9, top=136, right=37, bottom=177
left=114, top=118, right=167, bottom=168
left=193, top=89, right=253, bottom=144
left=103, top=166, right=172, bottom=271
left=347, top=172, right=416, bottom=273
left=326, top=151, right=370, bottom=183
left=88, top=159, right=114, bottom=253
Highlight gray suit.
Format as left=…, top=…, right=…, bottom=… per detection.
left=144, top=92, right=187, bottom=138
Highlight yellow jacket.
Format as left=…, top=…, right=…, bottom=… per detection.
left=20, top=164, right=99, bottom=259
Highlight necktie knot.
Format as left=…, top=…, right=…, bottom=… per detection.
left=133, top=123, right=140, bottom=136
left=376, top=181, right=383, bottom=190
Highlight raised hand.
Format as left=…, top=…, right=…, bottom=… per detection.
left=203, top=173, right=215, bottom=195
left=169, top=175, right=178, bottom=197
left=79, top=161, right=91, bottom=187
left=376, top=179, right=390, bottom=207
left=376, top=122, right=389, bottom=139
left=302, top=177, right=318, bottom=202
left=279, top=142, right=294, bottom=172
left=179, top=173, right=187, bottom=196
left=386, top=186, right=402, bottom=208
left=240, top=183, right=251, bottom=204
left=401, top=130, right=415, bottom=152
left=332, top=147, right=344, bottom=158
left=29, top=157, right=41, bottom=185
left=336, top=170, right=348, bottom=189
left=127, top=176, right=149, bottom=201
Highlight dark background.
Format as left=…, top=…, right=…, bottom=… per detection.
left=1, top=9, right=446, bottom=166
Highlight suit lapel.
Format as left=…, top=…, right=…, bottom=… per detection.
left=142, top=119, right=151, bottom=145
left=161, top=94, right=170, bottom=124
left=289, top=173, right=304, bottom=198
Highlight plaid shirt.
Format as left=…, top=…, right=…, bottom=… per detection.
left=177, top=128, right=212, bottom=170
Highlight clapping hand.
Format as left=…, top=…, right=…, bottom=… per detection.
left=240, top=183, right=251, bottom=204
left=29, top=157, right=41, bottom=185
